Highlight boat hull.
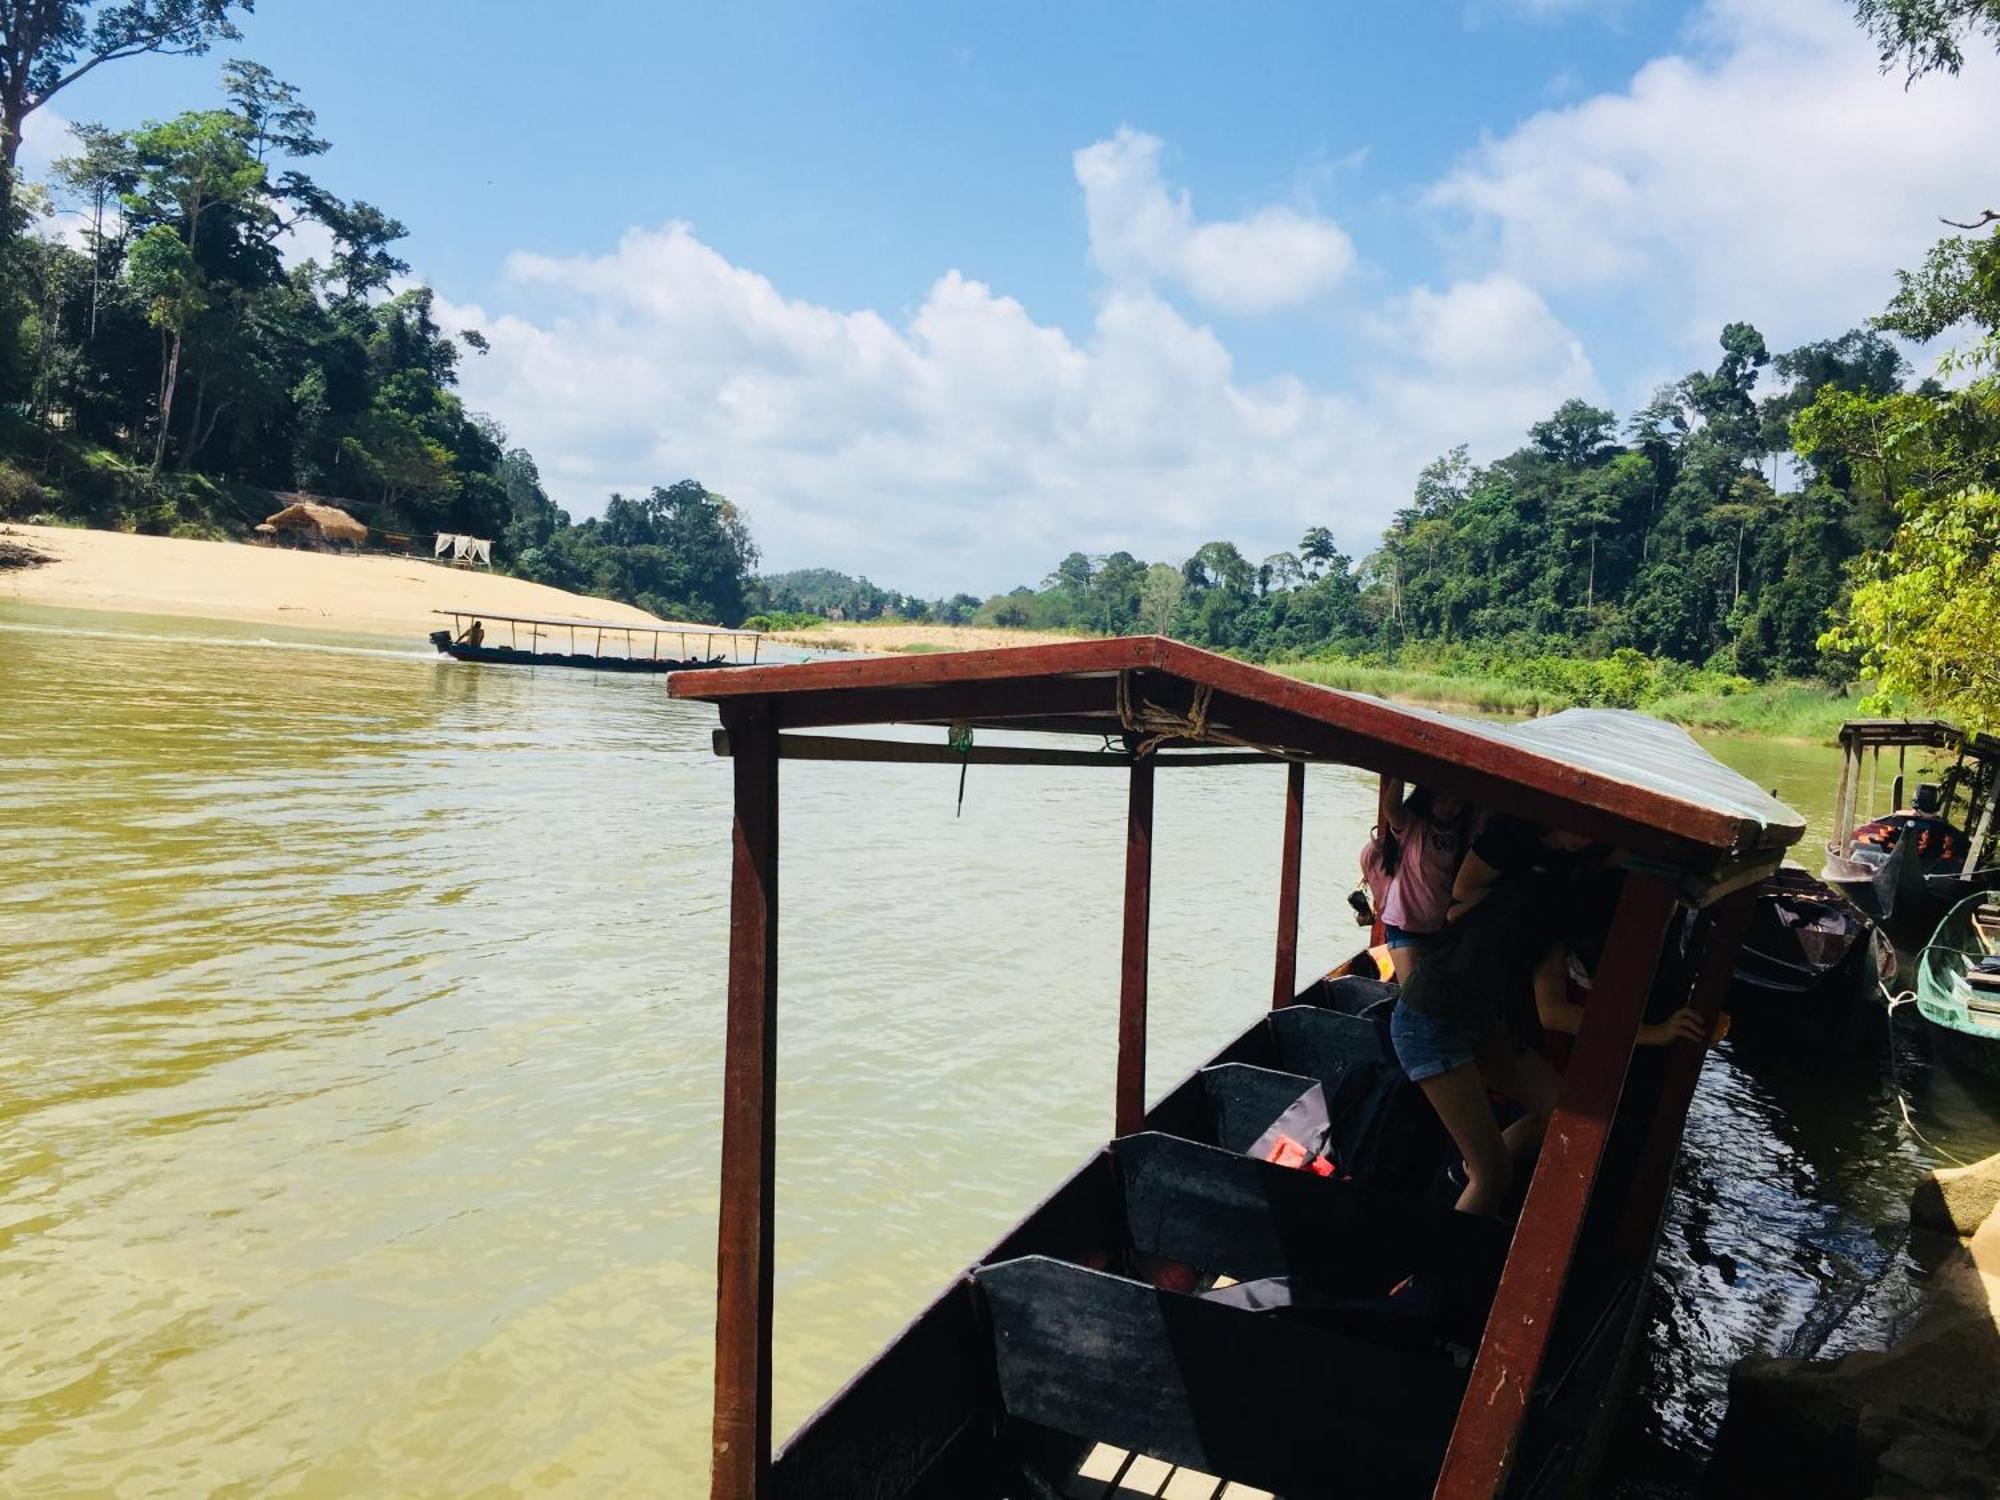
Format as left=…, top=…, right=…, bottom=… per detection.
left=1822, top=840, right=2000, bottom=949
left=1914, top=892, right=2000, bottom=1077
left=769, top=998, right=1657, bottom=1499
left=1726, top=868, right=1891, bottom=1048
left=428, top=631, right=722, bottom=673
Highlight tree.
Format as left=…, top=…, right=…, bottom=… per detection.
left=1138, top=562, right=1183, bottom=635
left=121, top=108, right=262, bottom=471
left=1297, top=525, right=1336, bottom=578
left=0, top=0, right=249, bottom=226
left=1876, top=230, right=2000, bottom=351
left=1853, top=0, right=2000, bottom=79
left=221, top=58, right=325, bottom=163
left=1263, top=551, right=1304, bottom=592
left=1681, top=322, right=1771, bottom=457
left=1825, top=486, right=2000, bottom=730
left=1529, top=398, right=1618, bottom=469
left=49, top=120, right=134, bottom=338
left=1710, top=473, right=1780, bottom=609
left=126, top=223, right=201, bottom=471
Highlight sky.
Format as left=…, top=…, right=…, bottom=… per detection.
left=32, top=0, right=2000, bottom=595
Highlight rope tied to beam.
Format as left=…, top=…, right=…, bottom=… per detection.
left=1114, top=670, right=1300, bottom=761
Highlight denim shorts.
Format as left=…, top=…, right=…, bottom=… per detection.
left=1390, top=1000, right=1496, bottom=1083
left=1381, top=922, right=1433, bottom=952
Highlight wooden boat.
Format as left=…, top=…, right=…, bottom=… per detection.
left=1726, top=867, right=1894, bottom=1045
left=1821, top=718, right=2000, bottom=946
left=1914, top=892, right=2000, bottom=1078
left=668, top=637, right=1803, bottom=1500
left=426, top=609, right=763, bottom=673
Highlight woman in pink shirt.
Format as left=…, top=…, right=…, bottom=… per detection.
left=1378, top=779, right=1471, bottom=982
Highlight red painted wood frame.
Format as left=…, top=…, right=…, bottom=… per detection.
left=1116, top=758, right=1156, bottom=1136
left=1273, top=760, right=1305, bottom=1008
left=712, top=701, right=780, bottom=1500
left=1612, top=886, right=1758, bottom=1264
left=1432, top=872, right=1679, bottom=1500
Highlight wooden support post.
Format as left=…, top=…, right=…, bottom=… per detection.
left=711, top=700, right=780, bottom=1500
left=1834, top=739, right=1860, bottom=851
left=1273, top=760, right=1305, bottom=1009
left=1432, top=873, right=1678, bottom=1500
left=1964, top=778, right=1998, bottom=881
left=1117, top=757, right=1156, bottom=1136
left=1612, top=888, right=1757, bottom=1264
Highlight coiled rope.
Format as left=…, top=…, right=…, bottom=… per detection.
left=1114, top=671, right=1300, bottom=761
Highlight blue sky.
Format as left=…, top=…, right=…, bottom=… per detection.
left=40, top=0, right=2000, bottom=593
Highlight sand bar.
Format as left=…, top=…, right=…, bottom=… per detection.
left=765, top=620, right=1086, bottom=654
left=0, top=523, right=695, bottom=640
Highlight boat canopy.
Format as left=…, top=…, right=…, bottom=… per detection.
left=1837, top=716, right=2000, bottom=762
left=673, top=634, right=1801, bottom=875
left=436, top=607, right=762, bottom=637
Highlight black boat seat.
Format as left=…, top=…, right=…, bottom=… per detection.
left=1292, top=972, right=1400, bottom=1021
left=987, top=1134, right=1506, bottom=1348
left=972, top=1255, right=1466, bottom=1499
left=1143, top=1006, right=1453, bottom=1198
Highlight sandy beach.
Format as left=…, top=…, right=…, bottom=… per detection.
left=0, top=523, right=692, bottom=639
left=765, top=620, right=1086, bottom=654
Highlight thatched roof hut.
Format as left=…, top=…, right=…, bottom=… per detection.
left=264, top=496, right=367, bottom=548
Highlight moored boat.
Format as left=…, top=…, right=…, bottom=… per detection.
left=1914, top=893, right=2000, bottom=1077
left=1726, top=866, right=1894, bottom=1047
left=669, top=637, right=1802, bottom=1500
left=1821, top=718, right=2000, bottom=946
left=426, top=608, right=763, bottom=672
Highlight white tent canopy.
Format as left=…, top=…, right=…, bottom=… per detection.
left=434, top=533, right=493, bottom=567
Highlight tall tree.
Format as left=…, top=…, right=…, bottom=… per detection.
left=49, top=119, right=133, bottom=338
left=1529, top=398, right=1618, bottom=469
left=0, top=0, right=248, bottom=226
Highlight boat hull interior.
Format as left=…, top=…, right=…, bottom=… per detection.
left=770, top=988, right=1667, bottom=1500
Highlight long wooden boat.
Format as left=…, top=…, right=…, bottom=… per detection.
left=1914, top=892, right=2000, bottom=1077
left=427, top=609, right=763, bottom=673
left=1726, top=867, right=1894, bottom=1047
left=667, top=637, right=1803, bottom=1500
left=1821, top=718, right=2000, bottom=946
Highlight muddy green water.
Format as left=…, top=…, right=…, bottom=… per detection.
left=3, top=603, right=1995, bottom=1498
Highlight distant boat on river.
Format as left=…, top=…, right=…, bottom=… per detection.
left=427, top=608, right=764, bottom=673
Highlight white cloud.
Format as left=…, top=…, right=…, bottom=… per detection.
left=1367, top=274, right=1602, bottom=457
left=1073, top=127, right=1355, bottom=316
left=438, top=221, right=1585, bottom=594
left=17, top=107, right=75, bottom=181
left=1431, top=0, right=2000, bottom=354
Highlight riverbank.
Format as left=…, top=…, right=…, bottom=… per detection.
left=0, top=522, right=688, bottom=639
left=761, top=619, right=1086, bottom=654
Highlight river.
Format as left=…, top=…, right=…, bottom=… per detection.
left=3, top=603, right=1996, bottom=1498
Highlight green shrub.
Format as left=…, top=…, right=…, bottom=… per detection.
left=742, top=611, right=823, bottom=632
left=0, top=460, right=46, bottom=519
